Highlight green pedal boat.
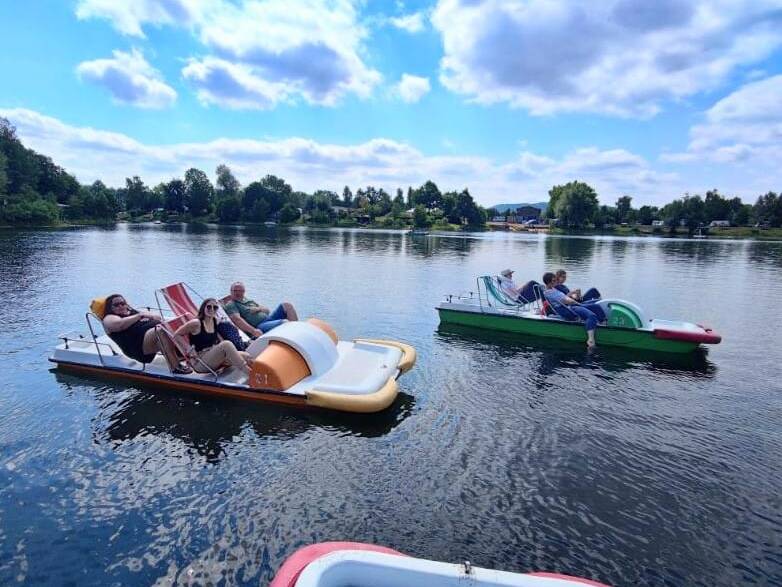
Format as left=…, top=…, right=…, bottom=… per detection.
left=436, top=276, right=721, bottom=353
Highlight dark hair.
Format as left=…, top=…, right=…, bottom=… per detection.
left=555, top=269, right=566, bottom=278
left=197, top=298, right=219, bottom=321
left=104, top=293, right=137, bottom=317
left=542, top=272, right=556, bottom=286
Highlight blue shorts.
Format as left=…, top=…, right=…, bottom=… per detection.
left=258, top=304, right=287, bottom=333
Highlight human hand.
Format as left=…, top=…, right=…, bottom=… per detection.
left=252, top=328, right=262, bottom=338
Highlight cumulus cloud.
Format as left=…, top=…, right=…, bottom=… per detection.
left=76, top=49, right=177, bottom=109
left=76, top=0, right=381, bottom=107
left=396, top=74, right=431, bottom=103
left=431, top=0, right=782, bottom=117
left=390, top=12, right=426, bottom=33
left=0, top=107, right=696, bottom=205
left=182, top=57, right=290, bottom=109
left=662, top=75, right=782, bottom=166
left=75, top=0, right=202, bottom=37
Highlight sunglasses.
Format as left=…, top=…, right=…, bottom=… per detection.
left=205, top=304, right=219, bottom=311
left=112, top=300, right=128, bottom=308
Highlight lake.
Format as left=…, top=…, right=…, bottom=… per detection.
left=0, top=224, right=780, bottom=586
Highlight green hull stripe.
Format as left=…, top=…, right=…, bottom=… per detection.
left=437, top=308, right=698, bottom=353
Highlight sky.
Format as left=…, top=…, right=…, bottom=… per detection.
left=1, top=0, right=782, bottom=207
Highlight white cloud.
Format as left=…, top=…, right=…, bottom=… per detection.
left=390, top=12, right=426, bottom=33
left=396, top=74, right=431, bottom=103
left=664, top=75, right=782, bottom=163
left=431, top=0, right=782, bottom=117
left=0, top=107, right=700, bottom=206
left=75, top=0, right=203, bottom=37
left=76, top=49, right=177, bottom=109
left=182, top=57, right=290, bottom=109
left=76, top=0, right=381, bottom=107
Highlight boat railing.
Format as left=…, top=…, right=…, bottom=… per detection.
left=84, top=312, right=126, bottom=369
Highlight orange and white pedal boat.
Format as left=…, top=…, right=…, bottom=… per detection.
left=50, top=288, right=416, bottom=414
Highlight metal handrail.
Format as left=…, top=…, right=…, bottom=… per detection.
left=85, top=312, right=119, bottom=368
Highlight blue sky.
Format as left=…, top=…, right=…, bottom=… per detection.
left=1, top=0, right=781, bottom=206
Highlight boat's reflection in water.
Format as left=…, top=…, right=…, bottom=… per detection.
left=436, top=322, right=716, bottom=378
left=53, top=372, right=415, bottom=463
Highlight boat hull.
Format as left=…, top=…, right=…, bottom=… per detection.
left=271, top=542, right=610, bottom=587
left=437, top=306, right=700, bottom=353
left=50, top=332, right=416, bottom=413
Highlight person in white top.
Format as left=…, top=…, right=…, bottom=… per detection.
left=497, top=269, right=537, bottom=303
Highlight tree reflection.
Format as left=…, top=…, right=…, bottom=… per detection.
left=53, top=372, right=415, bottom=464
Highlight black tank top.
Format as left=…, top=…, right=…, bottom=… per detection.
left=190, top=318, right=219, bottom=351
left=108, top=316, right=157, bottom=363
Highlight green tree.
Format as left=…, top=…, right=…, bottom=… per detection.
left=259, top=175, right=292, bottom=214
left=341, top=186, right=353, bottom=208
left=163, top=178, right=187, bottom=212
left=636, top=205, right=658, bottom=225
left=413, top=180, right=442, bottom=209
left=184, top=168, right=214, bottom=216
left=125, top=176, right=149, bottom=212
left=413, top=204, right=430, bottom=228
left=279, top=203, right=301, bottom=223
left=753, top=192, right=782, bottom=227
left=615, top=195, right=633, bottom=223
left=703, top=189, right=731, bottom=222
left=216, top=195, right=242, bottom=222
left=216, top=164, right=240, bottom=198
left=0, top=151, right=7, bottom=195
left=549, top=181, right=599, bottom=228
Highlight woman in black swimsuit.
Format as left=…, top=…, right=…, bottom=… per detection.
left=175, top=298, right=252, bottom=374
left=102, top=294, right=191, bottom=374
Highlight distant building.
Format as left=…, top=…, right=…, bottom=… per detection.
left=709, top=220, right=730, bottom=227
left=651, top=220, right=665, bottom=227
left=515, top=205, right=541, bottom=220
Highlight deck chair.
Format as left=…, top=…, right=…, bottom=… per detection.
left=480, top=276, right=527, bottom=309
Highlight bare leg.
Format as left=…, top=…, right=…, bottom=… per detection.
left=195, top=341, right=250, bottom=374
left=587, top=329, right=596, bottom=349
left=143, top=326, right=182, bottom=371
left=282, top=302, right=298, bottom=321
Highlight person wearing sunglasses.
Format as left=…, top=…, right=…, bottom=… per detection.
left=102, top=293, right=191, bottom=374
left=174, top=298, right=253, bottom=374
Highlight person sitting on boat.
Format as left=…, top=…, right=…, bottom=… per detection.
left=498, top=269, right=538, bottom=304
left=224, top=281, right=299, bottom=339
left=543, top=272, right=606, bottom=348
left=175, top=298, right=253, bottom=374
left=102, top=294, right=192, bottom=374
left=555, top=269, right=601, bottom=302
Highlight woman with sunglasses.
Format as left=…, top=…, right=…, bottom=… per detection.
left=102, top=293, right=191, bottom=374
left=175, top=298, right=253, bottom=374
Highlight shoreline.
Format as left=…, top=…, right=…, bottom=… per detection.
left=2, top=220, right=782, bottom=240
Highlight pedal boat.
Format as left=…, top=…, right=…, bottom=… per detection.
left=436, top=276, right=721, bottom=354
left=270, top=542, right=610, bottom=587
left=51, top=308, right=415, bottom=414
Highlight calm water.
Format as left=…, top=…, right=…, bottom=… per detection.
left=0, top=225, right=781, bottom=586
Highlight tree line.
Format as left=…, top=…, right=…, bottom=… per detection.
left=540, top=181, right=782, bottom=231
left=4, top=116, right=779, bottom=231
left=0, top=117, right=487, bottom=228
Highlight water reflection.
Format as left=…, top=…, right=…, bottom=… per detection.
left=544, top=236, right=596, bottom=265
left=436, top=323, right=716, bottom=378
left=54, top=372, right=415, bottom=463
left=746, top=240, right=782, bottom=269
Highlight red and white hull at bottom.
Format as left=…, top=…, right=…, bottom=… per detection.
left=271, top=542, right=611, bottom=587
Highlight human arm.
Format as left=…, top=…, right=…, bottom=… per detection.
left=103, top=311, right=158, bottom=333
left=174, top=318, right=200, bottom=338
left=228, top=312, right=262, bottom=338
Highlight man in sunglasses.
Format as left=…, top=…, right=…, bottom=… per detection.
left=224, top=282, right=299, bottom=339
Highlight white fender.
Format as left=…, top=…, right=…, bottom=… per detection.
left=246, top=321, right=339, bottom=376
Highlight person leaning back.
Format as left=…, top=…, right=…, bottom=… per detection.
left=224, top=281, right=298, bottom=338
